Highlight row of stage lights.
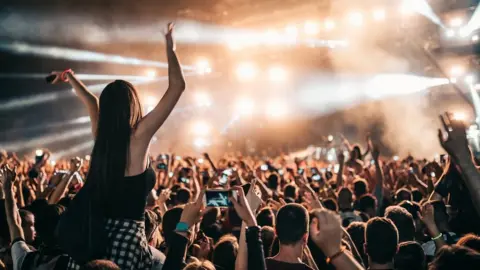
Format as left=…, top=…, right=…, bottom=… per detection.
left=444, top=17, right=479, bottom=42
left=448, top=65, right=477, bottom=84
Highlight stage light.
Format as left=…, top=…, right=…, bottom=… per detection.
left=472, top=35, right=479, bottom=42
left=235, top=98, right=255, bottom=115
left=285, top=25, right=298, bottom=36
left=324, top=19, right=336, bottom=31
left=348, top=12, right=364, bottom=26
left=373, top=8, right=386, bottom=21
left=449, top=17, right=464, bottom=27
left=268, top=66, right=287, bottom=82
left=445, top=29, right=455, bottom=38
left=328, top=135, right=334, bottom=142
left=50, top=160, right=56, bottom=166
left=453, top=112, right=466, bottom=121
left=450, top=77, right=457, bottom=83
left=192, top=121, right=210, bottom=136
left=304, top=21, right=320, bottom=35
left=449, top=65, right=465, bottom=77
left=236, top=62, right=257, bottom=81
left=35, top=149, right=43, bottom=156
left=195, top=59, right=212, bottom=75
left=146, top=70, right=156, bottom=78
left=459, top=27, right=471, bottom=37
left=193, top=137, right=209, bottom=148
left=194, top=92, right=212, bottom=107
left=85, top=155, right=91, bottom=161
left=465, top=75, right=476, bottom=84
left=265, top=100, right=287, bottom=118
left=198, top=158, right=204, bottom=164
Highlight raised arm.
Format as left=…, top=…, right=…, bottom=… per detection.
left=1, top=165, right=24, bottom=241
left=372, top=144, right=384, bottom=216
left=134, top=23, right=186, bottom=141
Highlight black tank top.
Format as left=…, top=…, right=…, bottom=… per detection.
left=104, top=167, right=156, bottom=221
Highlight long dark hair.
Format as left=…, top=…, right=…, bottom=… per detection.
left=86, top=80, right=143, bottom=204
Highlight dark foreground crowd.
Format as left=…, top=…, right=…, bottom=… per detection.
left=1, top=23, right=480, bottom=270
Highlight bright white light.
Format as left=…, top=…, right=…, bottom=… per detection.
left=192, top=121, right=210, bottom=136
left=459, top=27, right=471, bottom=37
left=472, top=35, right=479, bottom=42
left=265, top=100, right=287, bottom=118
left=193, top=138, right=209, bottom=148
left=146, top=105, right=155, bottom=113
left=348, top=12, right=364, bottom=26
left=194, top=92, right=212, bottom=107
left=304, top=21, right=320, bottom=35
left=450, top=77, right=457, bottom=83
left=235, top=98, right=255, bottom=115
left=285, top=25, right=298, bottom=37
left=35, top=149, right=43, bottom=156
left=324, top=19, right=335, bottom=30
left=85, top=155, right=91, bottom=161
left=50, top=160, right=56, bottom=166
left=450, top=17, right=464, bottom=27
left=268, top=66, right=287, bottom=82
left=453, top=112, right=466, bottom=121
left=146, top=70, right=156, bottom=78
left=446, top=29, right=455, bottom=38
left=373, top=8, right=386, bottom=21
left=450, top=65, right=465, bottom=77
left=145, top=95, right=157, bottom=106
left=198, top=158, right=204, bottom=164
left=263, top=29, right=282, bottom=44
left=327, top=135, right=334, bottom=142
left=465, top=75, right=476, bottom=84
left=236, top=62, right=257, bottom=81
left=195, top=59, right=212, bottom=75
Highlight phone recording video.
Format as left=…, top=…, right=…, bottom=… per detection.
left=203, top=190, right=237, bottom=208
left=260, top=164, right=268, bottom=171
left=35, top=149, right=45, bottom=164
left=298, top=168, right=305, bottom=175
left=156, top=163, right=167, bottom=170
left=180, top=177, right=190, bottom=184
left=219, top=169, right=232, bottom=185
left=312, top=174, right=322, bottom=181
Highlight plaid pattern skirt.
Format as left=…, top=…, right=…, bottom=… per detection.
left=67, top=218, right=153, bottom=269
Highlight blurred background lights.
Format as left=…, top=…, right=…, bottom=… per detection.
left=236, top=62, right=257, bottom=81
left=372, top=8, right=386, bottom=21
left=304, top=21, right=320, bottom=35
left=348, top=11, right=364, bottom=26
left=235, top=97, right=255, bottom=115
left=268, top=66, right=287, bottom=82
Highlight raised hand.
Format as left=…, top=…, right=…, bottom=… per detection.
left=158, top=189, right=172, bottom=205
left=179, top=190, right=205, bottom=228
left=165, top=22, right=175, bottom=50
left=230, top=186, right=256, bottom=227
left=303, top=191, right=323, bottom=211
left=372, top=144, right=380, bottom=161
left=337, top=151, right=345, bottom=164
left=438, top=112, right=470, bottom=161
left=418, top=203, right=436, bottom=229
left=48, top=71, right=69, bottom=84
left=310, top=209, right=343, bottom=257
left=1, top=165, right=17, bottom=191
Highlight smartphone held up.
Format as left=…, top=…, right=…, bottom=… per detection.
left=203, top=190, right=238, bottom=208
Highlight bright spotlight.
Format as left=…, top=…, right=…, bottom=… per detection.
left=268, top=66, right=287, bottom=82
left=324, top=19, right=336, bottom=30
left=195, top=59, right=212, bottom=75
left=235, top=98, right=255, bottom=115
left=373, top=8, right=386, bottom=21
left=236, top=62, right=257, bottom=81
left=450, top=77, right=457, bottom=83
left=472, top=35, right=479, bottom=42
left=459, top=27, right=471, bottom=38
left=445, top=29, right=455, bottom=38
left=192, top=121, right=210, bottom=136
left=465, top=75, right=476, bottom=84
left=265, top=100, right=287, bottom=118
left=194, top=92, right=212, bottom=107
left=304, top=21, right=320, bottom=35
left=146, top=70, right=156, bottom=78
left=35, top=149, right=44, bottom=156
left=193, top=137, right=209, bottom=148
left=453, top=112, right=467, bottom=121
left=450, top=65, right=465, bottom=77
left=285, top=25, right=298, bottom=37
left=348, top=11, right=364, bottom=26
left=449, top=17, right=464, bottom=27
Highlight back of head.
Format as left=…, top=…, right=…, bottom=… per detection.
left=346, top=222, right=366, bottom=252
left=353, top=179, right=368, bottom=198
left=394, top=241, right=425, bottom=270
left=81, top=260, right=120, bottom=270
left=356, top=194, right=376, bottom=214
left=338, top=187, right=353, bottom=208
left=284, top=184, right=298, bottom=200
left=430, top=245, right=480, bottom=270
left=322, top=198, right=338, bottom=212
left=275, top=204, right=309, bottom=246
left=411, top=189, right=423, bottom=202
left=35, top=204, right=65, bottom=246
left=88, top=80, right=143, bottom=199
left=184, top=260, right=216, bottom=270
left=267, top=174, right=279, bottom=190
left=162, top=206, right=183, bottom=246
left=457, top=234, right=480, bottom=252
left=261, top=226, right=275, bottom=257
left=398, top=200, right=420, bottom=220
left=201, top=207, right=220, bottom=229
left=384, top=206, right=415, bottom=242
left=365, top=217, right=399, bottom=265
left=176, top=188, right=191, bottom=204
left=227, top=207, right=243, bottom=228
left=256, top=207, right=275, bottom=227
left=395, top=188, right=412, bottom=204
left=213, top=234, right=238, bottom=270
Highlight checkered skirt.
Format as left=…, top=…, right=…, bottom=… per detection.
left=67, top=218, right=153, bottom=269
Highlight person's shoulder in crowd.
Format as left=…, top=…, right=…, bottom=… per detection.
left=266, top=257, right=314, bottom=270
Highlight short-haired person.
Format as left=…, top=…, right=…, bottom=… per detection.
left=393, top=241, right=426, bottom=270
left=338, top=188, right=363, bottom=227
left=365, top=217, right=399, bottom=270
left=18, top=210, right=36, bottom=245
left=266, top=204, right=312, bottom=270
left=384, top=206, right=415, bottom=243
left=429, top=245, right=480, bottom=270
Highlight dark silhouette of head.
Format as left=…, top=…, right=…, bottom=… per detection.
left=356, top=194, right=377, bottom=218
left=430, top=245, right=480, bottom=270
left=81, top=260, right=120, bottom=270
left=394, top=241, right=425, bottom=270
left=87, top=80, right=143, bottom=200
left=365, top=217, right=399, bottom=265
left=322, top=198, right=339, bottom=212
left=346, top=221, right=368, bottom=267
left=213, top=234, right=238, bottom=270
left=384, top=206, right=415, bottom=243
left=275, top=204, right=309, bottom=246
left=353, top=179, right=369, bottom=198
left=256, top=207, right=275, bottom=227
left=261, top=226, right=275, bottom=257
left=338, top=187, right=354, bottom=209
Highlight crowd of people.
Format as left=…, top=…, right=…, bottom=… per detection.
left=0, top=23, right=479, bottom=270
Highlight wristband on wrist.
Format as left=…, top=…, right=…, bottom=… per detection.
left=175, top=222, right=189, bottom=232
left=431, top=232, right=443, bottom=241
left=61, top=69, right=73, bottom=82
left=326, top=246, right=346, bottom=264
